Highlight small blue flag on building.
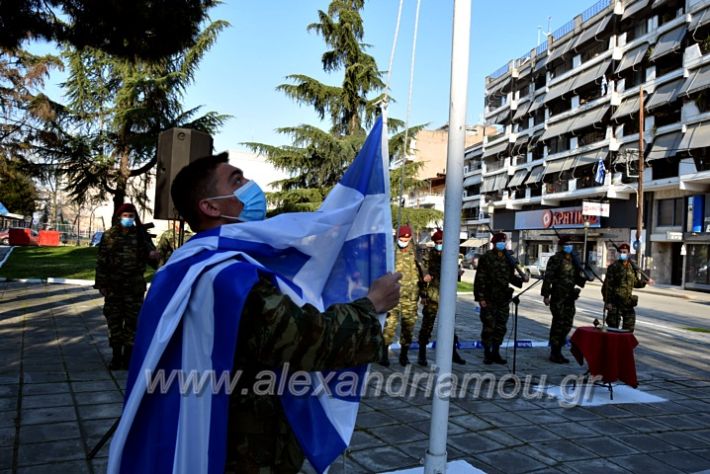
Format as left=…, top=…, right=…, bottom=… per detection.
left=595, top=157, right=606, bottom=185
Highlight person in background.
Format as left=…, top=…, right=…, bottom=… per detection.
left=602, top=242, right=653, bottom=332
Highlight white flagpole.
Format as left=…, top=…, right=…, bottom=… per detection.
left=424, top=0, right=471, bottom=472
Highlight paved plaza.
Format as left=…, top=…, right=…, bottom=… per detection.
left=1, top=277, right=709, bottom=473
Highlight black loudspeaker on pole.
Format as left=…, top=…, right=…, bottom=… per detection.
left=154, top=128, right=213, bottom=220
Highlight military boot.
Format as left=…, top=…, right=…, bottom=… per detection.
left=549, top=345, right=569, bottom=364
left=379, top=345, right=390, bottom=367
left=491, top=345, right=507, bottom=365
left=108, top=345, right=123, bottom=370
left=483, top=345, right=494, bottom=365
left=417, top=344, right=428, bottom=366
left=122, top=345, right=133, bottom=370
left=399, top=345, right=410, bottom=367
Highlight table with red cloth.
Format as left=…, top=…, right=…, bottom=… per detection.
left=570, top=326, right=639, bottom=388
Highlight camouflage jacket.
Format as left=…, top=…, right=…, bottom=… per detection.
left=94, top=225, right=155, bottom=290
left=156, top=229, right=192, bottom=267
left=541, top=252, right=587, bottom=300
left=396, top=244, right=421, bottom=297
left=473, top=249, right=524, bottom=303
left=226, top=275, right=384, bottom=467
left=418, top=247, right=442, bottom=302
left=602, top=260, right=647, bottom=306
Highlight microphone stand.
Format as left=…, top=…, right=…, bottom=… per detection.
left=507, top=277, right=543, bottom=375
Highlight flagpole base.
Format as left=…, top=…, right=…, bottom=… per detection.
left=380, top=459, right=484, bottom=474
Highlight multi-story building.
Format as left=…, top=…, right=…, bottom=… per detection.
left=464, top=0, right=710, bottom=292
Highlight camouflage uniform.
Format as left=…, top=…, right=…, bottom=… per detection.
left=156, top=228, right=192, bottom=267
left=473, top=249, right=524, bottom=353
left=602, top=260, right=647, bottom=332
left=542, top=252, right=587, bottom=358
left=382, top=244, right=420, bottom=348
left=417, top=247, right=442, bottom=348
left=225, top=275, right=384, bottom=473
left=94, top=226, right=155, bottom=349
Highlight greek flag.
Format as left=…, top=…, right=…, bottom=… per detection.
left=107, top=117, right=393, bottom=474
left=595, top=156, right=606, bottom=185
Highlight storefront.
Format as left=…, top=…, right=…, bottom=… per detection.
left=684, top=235, right=710, bottom=292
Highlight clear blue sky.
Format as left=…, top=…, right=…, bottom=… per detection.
left=38, top=0, right=593, bottom=152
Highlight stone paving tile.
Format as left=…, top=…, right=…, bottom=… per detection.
left=393, top=438, right=466, bottom=463
left=16, top=460, right=90, bottom=474
left=515, top=408, right=569, bottom=425
left=501, top=425, right=561, bottom=443
left=564, top=458, right=630, bottom=473
left=369, top=424, right=427, bottom=443
left=693, top=429, right=710, bottom=443
left=528, top=439, right=595, bottom=462
left=77, top=403, right=122, bottom=422
left=471, top=449, right=548, bottom=474
left=73, top=391, right=123, bottom=406
left=21, top=382, right=69, bottom=396
left=477, top=410, right=531, bottom=427
left=355, top=411, right=398, bottom=429
left=583, top=404, right=635, bottom=419
left=22, top=372, right=68, bottom=384
left=623, top=416, right=675, bottom=433
left=609, top=453, right=685, bottom=473
left=652, top=414, right=709, bottom=430
left=19, top=406, right=76, bottom=426
left=577, top=418, right=637, bottom=435
left=0, top=399, right=14, bottom=413
left=0, top=446, right=12, bottom=470
left=16, top=438, right=85, bottom=467
left=555, top=406, right=601, bottom=421
left=346, top=446, right=417, bottom=473
left=325, top=456, right=368, bottom=474
left=408, top=419, right=468, bottom=437
left=661, top=431, right=710, bottom=450
left=537, top=421, right=600, bottom=440
left=577, top=436, right=639, bottom=457
left=650, top=450, right=710, bottom=472
left=19, top=422, right=81, bottom=444
left=348, top=430, right=381, bottom=451
left=0, top=427, right=13, bottom=447
left=449, top=414, right=493, bottom=431
left=447, top=431, right=503, bottom=454
left=453, top=397, right=508, bottom=414
left=70, top=381, right=118, bottom=393
left=21, top=393, right=73, bottom=409
left=0, top=385, right=17, bottom=398
left=615, top=433, right=674, bottom=453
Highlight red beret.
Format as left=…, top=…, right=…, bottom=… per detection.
left=116, top=203, right=137, bottom=215
left=491, top=232, right=507, bottom=243
left=398, top=225, right=412, bottom=238
left=432, top=229, right=443, bottom=242
left=618, top=242, right=630, bottom=251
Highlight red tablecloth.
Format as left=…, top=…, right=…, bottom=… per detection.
left=570, top=326, right=639, bottom=388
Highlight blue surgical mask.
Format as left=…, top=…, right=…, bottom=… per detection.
left=495, top=242, right=506, bottom=251
left=563, top=244, right=573, bottom=254
left=120, top=217, right=135, bottom=228
left=397, top=240, right=409, bottom=249
left=619, top=253, right=628, bottom=261
left=208, top=180, right=267, bottom=222
left=435, top=244, right=443, bottom=252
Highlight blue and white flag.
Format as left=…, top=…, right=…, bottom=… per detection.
left=107, top=117, right=393, bottom=474
left=595, top=156, right=606, bottom=185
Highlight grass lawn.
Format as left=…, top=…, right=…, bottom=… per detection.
left=457, top=281, right=473, bottom=292
left=0, top=246, right=155, bottom=281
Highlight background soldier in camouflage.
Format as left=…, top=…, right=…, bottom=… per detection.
left=542, top=235, right=588, bottom=363
left=416, top=229, right=466, bottom=366
left=94, top=203, right=158, bottom=370
left=170, top=154, right=402, bottom=472
left=473, top=232, right=527, bottom=365
left=602, top=242, right=652, bottom=332
left=381, top=225, right=420, bottom=367
left=156, top=222, right=193, bottom=267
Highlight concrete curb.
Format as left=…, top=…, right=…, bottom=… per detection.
left=0, top=276, right=95, bottom=286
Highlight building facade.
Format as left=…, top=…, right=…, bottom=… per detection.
left=464, top=0, right=710, bottom=292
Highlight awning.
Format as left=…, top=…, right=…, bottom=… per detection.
left=679, top=64, right=710, bottom=97
left=621, top=0, right=650, bottom=21
left=652, top=0, right=668, bottom=8
left=465, top=146, right=483, bottom=159
left=690, top=7, right=710, bottom=31
left=572, top=148, right=608, bottom=168
left=494, top=172, right=509, bottom=189
left=545, top=75, right=576, bottom=103
left=461, top=238, right=488, bottom=248
left=649, top=25, right=686, bottom=61
left=480, top=176, right=495, bottom=193
left=534, top=56, right=548, bottom=73
left=568, top=105, right=610, bottom=134
left=615, top=43, right=649, bottom=74
left=529, top=128, right=545, bottom=147
left=482, top=140, right=509, bottom=158
left=487, top=76, right=512, bottom=97
left=547, top=38, right=574, bottom=64
left=647, top=131, right=683, bottom=160
left=507, top=168, right=530, bottom=187
left=646, top=78, right=684, bottom=110
left=512, top=134, right=529, bottom=154
left=571, top=59, right=611, bottom=91
left=527, top=93, right=547, bottom=113
left=540, top=116, right=575, bottom=141
left=513, top=100, right=532, bottom=121
left=678, top=121, right=710, bottom=150
left=525, top=165, right=546, bottom=184
left=574, top=15, right=612, bottom=51
left=462, top=201, right=478, bottom=209
left=544, top=156, right=576, bottom=175
left=612, top=92, right=645, bottom=120
left=487, top=109, right=510, bottom=125
left=463, top=175, right=482, bottom=187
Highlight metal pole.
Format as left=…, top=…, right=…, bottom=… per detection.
left=424, top=1, right=471, bottom=472
left=637, top=87, right=645, bottom=269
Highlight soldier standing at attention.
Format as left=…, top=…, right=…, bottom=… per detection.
left=94, top=203, right=159, bottom=370
left=602, top=242, right=653, bottom=332
left=156, top=221, right=193, bottom=267
left=474, top=232, right=528, bottom=365
left=416, top=229, right=467, bottom=366
left=542, top=235, right=588, bottom=363
left=381, top=225, right=421, bottom=367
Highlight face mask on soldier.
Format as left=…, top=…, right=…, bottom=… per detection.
left=397, top=240, right=409, bottom=248
left=120, top=217, right=135, bottom=228
left=495, top=242, right=506, bottom=251
left=619, top=253, right=628, bottom=261
left=563, top=244, right=573, bottom=254
left=435, top=244, right=443, bottom=252
left=207, top=180, right=267, bottom=222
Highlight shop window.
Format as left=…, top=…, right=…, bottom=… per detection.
left=657, top=197, right=684, bottom=226
left=685, top=244, right=710, bottom=286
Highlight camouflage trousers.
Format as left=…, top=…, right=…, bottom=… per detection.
left=417, top=301, right=438, bottom=346
left=606, top=305, right=636, bottom=332
left=383, top=294, right=418, bottom=347
left=103, top=291, right=144, bottom=347
left=479, top=301, right=510, bottom=347
left=548, top=297, right=576, bottom=347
